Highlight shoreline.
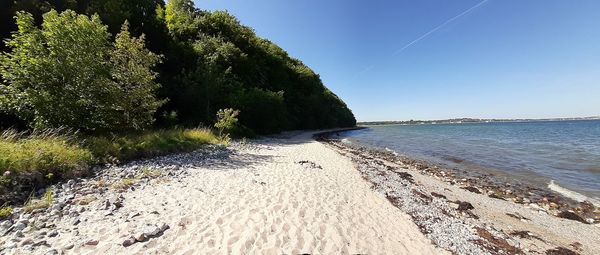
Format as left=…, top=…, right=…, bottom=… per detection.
left=0, top=129, right=598, bottom=254
left=317, top=130, right=600, bottom=254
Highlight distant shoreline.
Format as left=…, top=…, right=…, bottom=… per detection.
left=358, top=116, right=600, bottom=126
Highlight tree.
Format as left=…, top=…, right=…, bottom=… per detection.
left=214, top=108, right=239, bottom=137
left=164, top=0, right=198, bottom=40
left=109, top=21, right=164, bottom=130
left=0, top=10, right=163, bottom=131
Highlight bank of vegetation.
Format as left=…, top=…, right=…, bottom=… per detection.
left=0, top=0, right=356, bottom=208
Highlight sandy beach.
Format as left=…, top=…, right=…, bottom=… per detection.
left=0, top=131, right=444, bottom=254
left=1, top=130, right=598, bottom=254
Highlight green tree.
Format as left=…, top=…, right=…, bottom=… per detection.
left=109, top=21, right=164, bottom=130
left=0, top=10, right=163, bottom=131
left=164, top=0, right=198, bottom=40
left=214, top=108, right=239, bottom=137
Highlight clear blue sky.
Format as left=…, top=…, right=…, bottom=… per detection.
left=198, top=0, right=600, bottom=121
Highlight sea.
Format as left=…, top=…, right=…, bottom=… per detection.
left=339, top=120, right=600, bottom=202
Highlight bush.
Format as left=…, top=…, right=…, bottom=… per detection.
left=84, top=128, right=220, bottom=162
left=0, top=206, right=12, bottom=219
left=0, top=10, right=163, bottom=131
left=0, top=130, right=93, bottom=197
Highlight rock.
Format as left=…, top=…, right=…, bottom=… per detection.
left=557, top=210, right=588, bottom=224
left=3, top=241, right=17, bottom=249
left=20, top=238, right=33, bottom=246
left=48, top=230, right=58, bottom=237
left=33, top=240, right=48, bottom=247
left=457, top=201, right=475, bottom=211
left=49, top=210, right=60, bottom=216
left=85, top=239, right=99, bottom=246
left=158, top=223, right=170, bottom=232
left=545, top=246, right=578, bottom=255
left=134, top=232, right=146, bottom=242
left=50, top=204, right=62, bottom=211
left=63, top=243, right=74, bottom=250
left=13, top=222, right=27, bottom=230
left=45, top=249, right=58, bottom=255
left=143, top=224, right=161, bottom=237
left=431, top=192, right=447, bottom=199
left=14, top=230, right=24, bottom=238
left=71, top=218, right=81, bottom=225
left=122, top=237, right=136, bottom=247
left=461, top=186, right=481, bottom=194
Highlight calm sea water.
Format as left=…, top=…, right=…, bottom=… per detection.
left=342, top=120, right=600, bottom=199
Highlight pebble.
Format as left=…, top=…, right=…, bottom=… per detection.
left=63, top=244, right=74, bottom=250
left=123, top=236, right=137, bottom=247
left=13, top=222, right=27, bottom=230
left=20, top=238, right=33, bottom=246
left=143, top=224, right=161, bottom=237
left=134, top=232, right=146, bottom=242
left=71, top=218, right=81, bottom=225
left=45, top=248, right=58, bottom=255
left=48, top=230, right=58, bottom=237
left=85, top=239, right=99, bottom=246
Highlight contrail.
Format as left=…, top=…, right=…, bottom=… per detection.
left=392, top=0, right=489, bottom=56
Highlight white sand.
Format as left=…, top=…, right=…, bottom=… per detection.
left=43, top=131, right=444, bottom=254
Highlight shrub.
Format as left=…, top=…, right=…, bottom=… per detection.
left=84, top=128, right=220, bottom=162
left=214, top=108, right=240, bottom=136
left=0, top=206, right=12, bottom=219
left=24, top=188, right=53, bottom=213
left=0, top=10, right=163, bottom=131
left=0, top=130, right=93, bottom=196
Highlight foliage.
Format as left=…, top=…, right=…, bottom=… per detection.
left=214, top=108, right=240, bottom=137
left=0, top=206, right=13, bottom=219
left=24, top=188, right=53, bottom=213
left=0, top=10, right=163, bottom=131
left=0, top=129, right=93, bottom=196
left=84, top=128, right=220, bottom=162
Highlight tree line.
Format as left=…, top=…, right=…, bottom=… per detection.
left=0, top=0, right=356, bottom=135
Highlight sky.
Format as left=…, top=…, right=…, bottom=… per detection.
left=197, top=0, right=600, bottom=122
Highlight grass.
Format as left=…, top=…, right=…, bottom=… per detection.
left=0, top=128, right=222, bottom=206
left=0, top=206, right=12, bottom=219
left=138, top=166, right=161, bottom=179
left=0, top=130, right=93, bottom=197
left=84, top=128, right=221, bottom=163
left=23, top=188, right=53, bottom=213
left=111, top=178, right=136, bottom=190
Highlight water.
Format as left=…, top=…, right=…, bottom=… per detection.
left=341, top=120, right=600, bottom=200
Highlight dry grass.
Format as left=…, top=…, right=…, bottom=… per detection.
left=111, top=178, right=136, bottom=190
left=84, top=128, right=221, bottom=163
left=23, top=188, right=53, bottom=213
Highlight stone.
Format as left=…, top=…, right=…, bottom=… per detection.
left=457, top=201, right=475, bottom=211
left=85, top=239, right=99, bottom=246
left=71, top=218, right=81, bottom=225
left=158, top=223, right=170, bottom=232
left=20, top=238, right=34, bottom=246
left=50, top=210, right=61, bottom=216
left=63, top=244, right=74, bottom=250
left=14, top=230, right=24, bottom=238
left=48, top=230, right=58, bottom=237
left=557, top=210, right=587, bottom=224
left=134, top=232, right=146, bottom=242
left=45, top=249, right=58, bottom=255
left=33, top=240, right=48, bottom=247
left=122, top=237, right=136, bottom=247
left=3, top=241, right=17, bottom=249
left=143, top=225, right=161, bottom=237
left=13, top=222, right=27, bottom=230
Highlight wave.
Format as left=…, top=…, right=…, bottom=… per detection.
left=548, top=180, right=600, bottom=207
left=384, top=147, right=399, bottom=156
left=341, top=138, right=351, bottom=144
